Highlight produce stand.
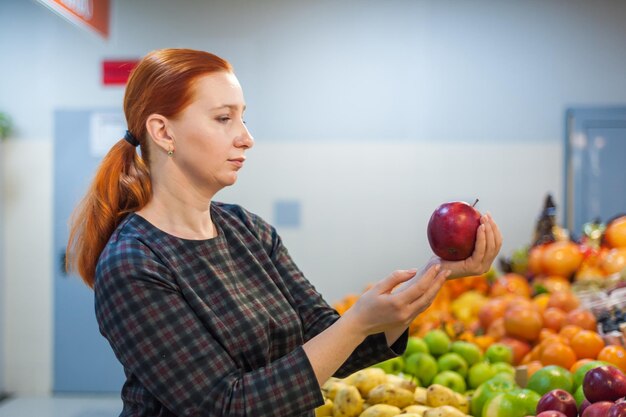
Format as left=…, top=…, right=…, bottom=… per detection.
left=319, top=198, right=626, bottom=417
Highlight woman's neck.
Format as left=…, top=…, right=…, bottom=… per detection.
left=137, top=184, right=218, bottom=240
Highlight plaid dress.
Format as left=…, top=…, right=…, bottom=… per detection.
left=95, top=202, right=408, bottom=417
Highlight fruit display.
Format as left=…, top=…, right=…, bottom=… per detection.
left=324, top=198, right=626, bottom=416
left=316, top=367, right=472, bottom=416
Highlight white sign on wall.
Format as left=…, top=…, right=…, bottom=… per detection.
left=89, top=112, right=125, bottom=157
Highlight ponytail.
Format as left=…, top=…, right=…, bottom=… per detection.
left=66, top=139, right=152, bottom=287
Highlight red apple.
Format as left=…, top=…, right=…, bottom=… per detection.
left=536, top=389, right=577, bottom=417
left=583, top=365, right=626, bottom=403
left=609, top=402, right=626, bottom=417
left=427, top=200, right=482, bottom=261
left=582, top=401, right=614, bottom=417
left=579, top=399, right=591, bottom=416
left=536, top=412, right=568, bottom=417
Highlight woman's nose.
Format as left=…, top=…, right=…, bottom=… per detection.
left=235, top=124, right=254, bottom=149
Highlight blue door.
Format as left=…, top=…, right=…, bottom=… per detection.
left=53, top=109, right=125, bottom=392
left=565, top=107, right=626, bottom=235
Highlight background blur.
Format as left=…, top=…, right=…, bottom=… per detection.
left=1, top=0, right=626, bottom=397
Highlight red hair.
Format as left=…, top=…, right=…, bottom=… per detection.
left=67, top=49, right=233, bottom=287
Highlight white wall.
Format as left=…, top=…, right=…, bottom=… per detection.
left=2, top=141, right=53, bottom=395
left=0, top=144, right=4, bottom=393
left=0, top=0, right=625, bottom=395
left=220, top=141, right=563, bottom=300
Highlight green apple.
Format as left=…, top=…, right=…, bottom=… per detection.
left=432, top=370, right=467, bottom=393
left=470, top=375, right=517, bottom=417
left=526, top=365, right=573, bottom=396
left=404, top=352, right=438, bottom=386
left=485, top=343, right=513, bottom=364
left=403, top=336, right=430, bottom=357
left=482, top=388, right=541, bottom=417
left=468, top=361, right=496, bottom=389
left=573, top=384, right=586, bottom=408
left=423, top=329, right=451, bottom=357
left=450, top=340, right=483, bottom=366
left=371, top=356, right=404, bottom=374
left=491, top=362, right=516, bottom=378
left=437, top=352, right=468, bottom=378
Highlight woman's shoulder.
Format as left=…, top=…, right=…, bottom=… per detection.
left=99, top=214, right=165, bottom=266
left=212, top=201, right=272, bottom=231
left=95, top=214, right=174, bottom=288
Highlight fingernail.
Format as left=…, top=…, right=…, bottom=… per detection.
left=435, top=265, right=441, bottom=272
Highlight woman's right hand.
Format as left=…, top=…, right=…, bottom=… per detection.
left=342, top=264, right=450, bottom=338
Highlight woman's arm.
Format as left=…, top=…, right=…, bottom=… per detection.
left=303, top=266, right=448, bottom=386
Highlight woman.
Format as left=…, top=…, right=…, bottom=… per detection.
left=67, top=48, right=502, bottom=417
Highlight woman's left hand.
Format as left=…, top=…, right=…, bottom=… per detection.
left=430, top=213, right=503, bottom=279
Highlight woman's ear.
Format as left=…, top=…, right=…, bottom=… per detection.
left=145, top=114, right=174, bottom=153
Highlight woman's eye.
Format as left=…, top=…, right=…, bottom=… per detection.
left=217, top=116, right=231, bottom=123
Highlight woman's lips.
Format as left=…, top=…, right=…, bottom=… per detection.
left=228, top=157, right=245, bottom=168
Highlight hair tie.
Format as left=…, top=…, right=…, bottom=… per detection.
left=124, top=130, right=140, bottom=147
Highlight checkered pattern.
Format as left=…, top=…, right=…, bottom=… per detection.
left=95, top=202, right=407, bottom=416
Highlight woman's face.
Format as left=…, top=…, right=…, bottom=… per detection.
left=168, top=71, right=253, bottom=194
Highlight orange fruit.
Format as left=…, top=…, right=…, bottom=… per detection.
left=570, top=330, right=605, bottom=359
left=503, top=307, right=543, bottom=342
left=541, top=276, right=572, bottom=293
left=542, top=241, right=584, bottom=277
left=565, top=309, right=597, bottom=331
left=490, top=273, right=532, bottom=298
left=533, top=293, right=551, bottom=313
left=505, top=295, right=539, bottom=312
left=548, top=291, right=580, bottom=312
left=538, top=335, right=571, bottom=355
left=542, top=307, right=568, bottom=332
left=523, top=361, right=543, bottom=380
left=526, top=360, right=544, bottom=378
left=539, top=328, right=557, bottom=341
left=541, top=342, right=577, bottom=370
left=528, top=245, right=547, bottom=275
left=474, top=335, right=496, bottom=352
left=605, top=216, right=626, bottom=248
left=600, top=247, right=626, bottom=275
left=597, top=344, right=626, bottom=372
left=574, top=263, right=606, bottom=281
left=559, top=324, right=583, bottom=341
left=570, top=358, right=594, bottom=373
left=528, top=345, right=542, bottom=362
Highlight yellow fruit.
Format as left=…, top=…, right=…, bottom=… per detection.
left=315, top=398, right=333, bottom=417
left=367, top=383, right=415, bottom=409
left=357, top=403, right=402, bottom=417
left=333, top=385, right=364, bottom=417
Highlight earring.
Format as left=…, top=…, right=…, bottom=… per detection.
left=167, top=148, right=174, bottom=156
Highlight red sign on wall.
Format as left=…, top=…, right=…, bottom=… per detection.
left=102, top=60, right=139, bottom=86
left=36, top=0, right=110, bottom=39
